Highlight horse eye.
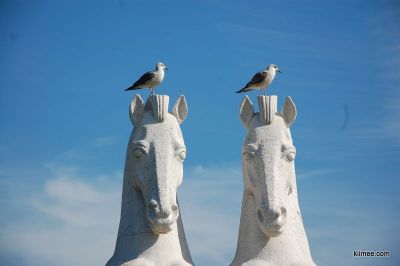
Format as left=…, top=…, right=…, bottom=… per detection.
left=243, top=144, right=257, bottom=160
left=177, top=149, right=186, bottom=161
left=134, top=148, right=145, bottom=158
left=284, top=151, right=296, bottom=161
left=243, top=151, right=255, bottom=160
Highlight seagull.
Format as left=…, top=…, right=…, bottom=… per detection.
left=236, top=64, right=281, bottom=95
left=125, top=62, right=168, bottom=94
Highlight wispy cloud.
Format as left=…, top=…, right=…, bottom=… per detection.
left=0, top=163, right=244, bottom=266
left=304, top=190, right=400, bottom=266
left=354, top=53, right=400, bottom=146
left=354, top=3, right=400, bottom=146
left=0, top=165, right=121, bottom=266
left=30, top=177, right=117, bottom=226
left=92, top=136, right=119, bottom=147
left=180, top=165, right=243, bottom=265
left=1, top=162, right=398, bottom=266
left=297, top=169, right=333, bottom=179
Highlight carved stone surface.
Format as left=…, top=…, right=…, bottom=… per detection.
left=107, top=94, right=193, bottom=266
left=231, top=95, right=316, bottom=266
left=257, top=95, right=277, bottom=125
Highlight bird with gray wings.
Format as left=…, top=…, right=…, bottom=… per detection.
left=125, top=62, right=168, bottom=95
left=236, top=64, right=281, bottom=95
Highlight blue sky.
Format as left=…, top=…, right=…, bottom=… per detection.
left=1, top=0, right=399, bottom=265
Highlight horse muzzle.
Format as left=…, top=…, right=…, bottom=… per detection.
left=256, top=206, right=287, bottom=237
left=146, top=200, right=179, bottom=234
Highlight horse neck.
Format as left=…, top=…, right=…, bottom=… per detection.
left=110, top=146, right=193, bottom=264
left=232, top=173, right=314, bottom=265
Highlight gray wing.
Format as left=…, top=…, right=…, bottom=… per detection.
left=125, top=71, right=156, bottom=91
left=246, top=71, right=267, bottom=87
left=236, top=71, right=268, bottom=93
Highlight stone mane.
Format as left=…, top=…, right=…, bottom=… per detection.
left=145, top=94, right=170, bottom=122
left=257, top=95, right=278, bottom=125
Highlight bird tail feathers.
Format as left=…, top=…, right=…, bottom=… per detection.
left=125, top=85, right=139, bottom=91
left=236, top=87, right=252, bottom=93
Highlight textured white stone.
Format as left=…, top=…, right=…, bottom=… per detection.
left=107, top=94, right=193, bottom=266
left=257, top=95, right=277, bottom=125
left=231, top=95, right=316, bottom=266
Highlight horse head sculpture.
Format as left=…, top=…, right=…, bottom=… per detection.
left=231, top=95, right=315, bottom=266
left=128, top=94, right=188, bottom=234
left=107, top=94, right=193, bottom=266
left=240, top=95, right=296, bottom=237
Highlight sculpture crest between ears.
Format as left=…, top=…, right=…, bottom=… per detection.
left=240, top=95, right=297, bottom=127
left=130, top=94, right=188, bottom=125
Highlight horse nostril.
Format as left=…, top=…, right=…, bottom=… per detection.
left=158, top=209, right=171, bottom=218
left=171, top=204, right=178, bottom=212
left=148, top=200, right=158, bottom=209
left=258, top=207, right=284, bottom=222
left=268, top=209, right=280, bottom=220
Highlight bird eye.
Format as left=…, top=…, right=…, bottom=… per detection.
left=177, top=148, right=186, bottom=161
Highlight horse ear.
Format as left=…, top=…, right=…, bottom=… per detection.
left=171, top=95, right=188, bottom=124
left=239, top=96, right=254, bottom=128
left=129, top=94, right=144, bottom=126
left=281, top=96, right=297, bottom=127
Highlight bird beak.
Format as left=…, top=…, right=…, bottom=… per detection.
left=277, top=69, right=282, bottom=73
left=164, top=67, right=168, bottom=70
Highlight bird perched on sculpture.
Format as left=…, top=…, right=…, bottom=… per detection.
left=236, top=64, right=281, bottom=96
left=125, top=62, right=168, bottom=95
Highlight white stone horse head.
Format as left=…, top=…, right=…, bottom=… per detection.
left=107, top=94, right=193, bottom=266
left=241, top=95, right=297, bottom=237
left=231, top=95, right=315, bottom=266
left=128, top=94, right=188, bottom=234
